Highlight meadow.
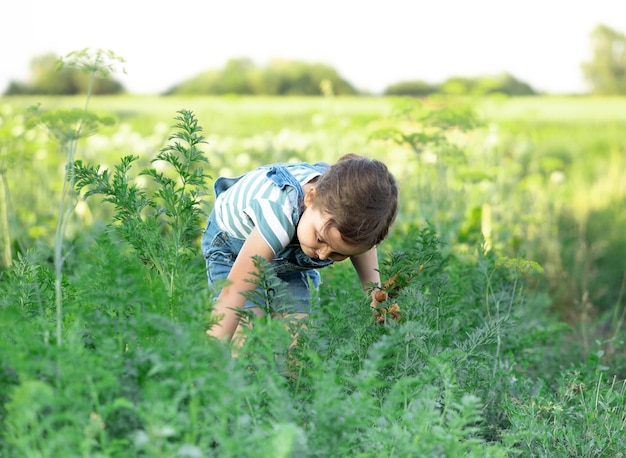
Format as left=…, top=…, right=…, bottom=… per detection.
left=0, top=93, right=625, bottom=456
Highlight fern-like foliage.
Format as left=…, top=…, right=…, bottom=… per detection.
left=73, top=109, right=211, bottom=303
left=240, top=255, right=294, bottom=316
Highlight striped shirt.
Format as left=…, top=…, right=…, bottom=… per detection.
left=214, top=163, right=323, bottom=254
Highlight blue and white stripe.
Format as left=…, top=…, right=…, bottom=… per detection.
left=214, top=164, right=321, bottom=254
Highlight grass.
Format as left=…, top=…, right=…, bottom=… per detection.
left=0, top=95, right=393, bottom=136
left=478, top=94, right=626, bottom=122
left=6, top=93, right=626, bottom=130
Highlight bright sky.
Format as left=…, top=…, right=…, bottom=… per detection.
left=2, top=0, right=626, bottom=95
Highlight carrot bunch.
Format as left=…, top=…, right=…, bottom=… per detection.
left=373, top=302, right=401, bottom=324
left=371, top=264, right=423, bottom=324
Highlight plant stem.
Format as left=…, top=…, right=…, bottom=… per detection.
left=610, top=270, right=626, bottom=340
left=0, top=171, right=12, bottom=269
left=53, top=71, right=93, bottom=346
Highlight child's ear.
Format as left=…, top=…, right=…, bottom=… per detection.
left=304, top=187, right=317, bottom=207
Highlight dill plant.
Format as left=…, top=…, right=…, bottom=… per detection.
left=28, top=48, right=124, bottom=346
left=0, top=105, right=37, bottom=269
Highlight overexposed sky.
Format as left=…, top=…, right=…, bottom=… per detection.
left=2, top=0, right=626, bottom=95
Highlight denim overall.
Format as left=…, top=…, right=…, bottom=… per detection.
left=201, top=162, right=332, bottom=313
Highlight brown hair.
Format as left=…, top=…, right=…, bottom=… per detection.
left=313, top=153, right=398, bottom=248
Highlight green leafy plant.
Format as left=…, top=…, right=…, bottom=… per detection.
left=240, top=255, right=296, bottom=315
left=74, top=109, right=210, bottom=310
left=0, top=105, right=40, bottom=269
left=3, top=91, right=626, bottom=457
left=504, top=368, right=626, bottom=456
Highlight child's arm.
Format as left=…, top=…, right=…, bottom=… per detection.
left=207, top=227, right=275, bottom=342
left=350, top=247, right=382, bottom=305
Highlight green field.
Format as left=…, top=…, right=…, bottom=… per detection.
left=1, top=94, right=625, bottom=456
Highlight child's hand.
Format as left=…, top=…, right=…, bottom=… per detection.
left=369, top=266, right=425, bottom=324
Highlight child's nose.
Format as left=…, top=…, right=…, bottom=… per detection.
left=316, top=245, right=329, bottom=260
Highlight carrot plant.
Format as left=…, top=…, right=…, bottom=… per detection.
left=73, top=109, right=210, bottom=313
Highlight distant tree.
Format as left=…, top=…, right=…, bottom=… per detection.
left=166, top=58, right=259, bottom=95
left=164, top=69, right=223, bottom=95
left=29, top=53, right=78, bottom=95
left=260, top=58, right=357, bottom=95
left=440, top=76, right=476, bottom=95
left=581, top=24, right=626, bottom=95
left=441, top=73, right=536, bottom=96
left=3, top=52, right=125, bottom=95
left=384, top=73, right=536, bottom=97
left=220, top=58, right=257, bottom=94
left=165, top=58, right=358, bottom=96
left=476, top=73, right=537, bottom=96
left=3, top=81, right=31, bottom=95
left=384, top=80, right=440, bottom=97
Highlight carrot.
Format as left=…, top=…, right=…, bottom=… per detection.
left=374, top=290, right=388, bottom=303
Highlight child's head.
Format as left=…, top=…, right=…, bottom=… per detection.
left=307, top=154, right=398, bottom=250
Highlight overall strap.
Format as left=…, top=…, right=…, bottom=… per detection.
left=213, top=175, right=243, bottom=198
left=265, top=165, right=304, bottom=194
left=265, top=162, right=328, bottom=225
left=265, top=162, right=329, bottom=196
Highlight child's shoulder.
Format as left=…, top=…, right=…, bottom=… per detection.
left=282, top=161, right=330, bottom=174
left=281, top=162, right=330, bottom=183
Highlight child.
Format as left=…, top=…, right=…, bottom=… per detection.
left=202, top=153, right=398, bottom=343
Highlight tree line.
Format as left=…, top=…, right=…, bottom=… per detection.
left=3, top=24, right=625, bottom=97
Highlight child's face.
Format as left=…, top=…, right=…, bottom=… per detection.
left=297, top=204, right=369, bottom=262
